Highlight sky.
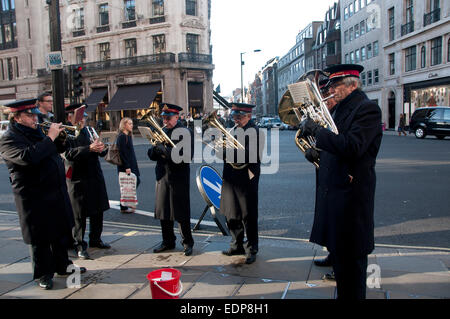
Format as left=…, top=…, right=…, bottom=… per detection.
left=210, top=0, right=338, bottom=97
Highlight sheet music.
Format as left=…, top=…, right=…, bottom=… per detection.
left=138, top=126, right=157, bottom=143
left=288, top=81, right=310, bottom=105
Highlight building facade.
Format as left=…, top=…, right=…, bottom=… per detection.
left=0, top=0, right=214, bottom=127
left=314, top=1, right=341, bottom=71
left=341, top=0, right=384, bottom=122
left=382, top=0, right=450, bottom=129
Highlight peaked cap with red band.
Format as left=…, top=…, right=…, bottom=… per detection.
left=230, top=103, right=256, bottom=116
left=5, top=98, right=40, bottom=114
left=160, top=103, right=183, bottom=116
left=324, top=64, right=364, bottom=83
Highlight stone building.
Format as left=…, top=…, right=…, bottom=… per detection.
left=382, top=0, right=450, bottom=129
left=0, top=0, right=214, bottom=128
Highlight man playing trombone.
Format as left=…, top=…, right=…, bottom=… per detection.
left=220, top=103, right=263, bottom=264
left=147, top=103, right=195, bottom=256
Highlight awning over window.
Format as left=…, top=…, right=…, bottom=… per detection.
left=188, top=82, right=203, bottom=107
left=85, top=88, right=108, bottom=110
left=107, top=83, right=161, bottom=111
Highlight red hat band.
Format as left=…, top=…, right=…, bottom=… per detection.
left=329, top=70, right=360, bottom=79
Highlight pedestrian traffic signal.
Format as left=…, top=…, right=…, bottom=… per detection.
left=73, top=66, right=83, bottom=97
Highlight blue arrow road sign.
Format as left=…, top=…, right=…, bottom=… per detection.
left=196, top=165, right=222, bottom=209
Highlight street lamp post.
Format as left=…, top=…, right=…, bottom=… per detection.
left=240, top=49, right=261, bottom=103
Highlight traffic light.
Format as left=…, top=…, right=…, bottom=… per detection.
left=73, top=66, right=83, bottom=98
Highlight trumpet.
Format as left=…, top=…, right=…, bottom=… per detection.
left=38, top=121, right=80, bottom=141
left=140, top=112, right=176, bottom=148
left=203, top=110, right=247, bottom=169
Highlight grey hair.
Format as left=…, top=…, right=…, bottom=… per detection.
left=342, top=77, right=362, bottom=89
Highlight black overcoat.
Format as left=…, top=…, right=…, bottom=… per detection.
left=147, top=122, right=193, bottom=222
left=220, top=120, right=263, bottom=220
left=64, top=127, right=110, bottom=217
left=116, top=132, right=140, bottom=177
left=310, top=89, right=382, bottom=257
left=0, top=123, right=74, bottom=245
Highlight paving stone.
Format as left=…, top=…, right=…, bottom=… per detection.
left=182, top=271, right=244, bottom=299
left=233, top=278, right=289, bottom=299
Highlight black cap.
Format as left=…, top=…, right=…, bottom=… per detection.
left=324, top=64, right=364, bottom=83
left=160, top=103, right=183, bottom=116
left=5, top=98, right=40, bottom=114
left=230, top=103, right=256, bottom=116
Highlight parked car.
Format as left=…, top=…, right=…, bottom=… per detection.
left=0, top=120, right=8, bottom=137
left=409, top=106, right=450, bottom=139
left=270, top=118, right=283, bottom=129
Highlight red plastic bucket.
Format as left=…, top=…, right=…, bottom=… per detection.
left=147, top=268, right=182, bottom=299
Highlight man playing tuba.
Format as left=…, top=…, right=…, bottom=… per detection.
left=220, top=103, right=263, bottom=264
left=299, top=64, right=382, bottom=299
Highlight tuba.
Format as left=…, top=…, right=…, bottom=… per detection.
left=139, top=111, right=176, bottom=148
left=278, top=70, right=338, bottom=168
left=202, top=110, right=247, bottom=169
left=39, top=121, right=80, bottom=141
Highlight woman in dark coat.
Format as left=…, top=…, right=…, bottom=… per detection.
left=147, top=104, right=194, bottom=256
left=0, top=99, right=77, bottom=289
left=117, top=117, right=140, bottom=213
left=64, top=113, right=110, bottom=259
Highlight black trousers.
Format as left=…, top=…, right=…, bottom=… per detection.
left=227, top=217, right=258, bottom=255
left=332, top=252, right=368, bottom=299
left=29, top=239, right=72, bottom=280
left=160, top=219, right=194, bottom=248
left=72, top=210, right=104, bottom=250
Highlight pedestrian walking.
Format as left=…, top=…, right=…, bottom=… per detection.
left=398, top=113, right=407, bottom=136
left=36, top=92, right=55, bottom=123
left=117, top=117, right=140, bottom=213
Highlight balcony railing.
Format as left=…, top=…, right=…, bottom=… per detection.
left=424, top=8, right=440, bottom=27
left=178, top=53, right=212, bottom=64
left=122, top=20, right=137, bottom=29
left=401, top=21, right=414, bottom=36
left=149, top=16, right=165, bottom=24
left=37, top=53, right=176, bottom=77
left=0, top=40, right=18, bottom=51
left=73, top=29, right=85, bottom=37
left=96, top=25, right=110, bottom=33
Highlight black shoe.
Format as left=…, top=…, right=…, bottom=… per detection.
left=245, top=253, right=257, bottom=264
left=57, top=266, right=87, bottom=276
left=314, top=255, right=332, bottom=267
left=153, top=243, right=175, bottom=253
left=183, top=245, right=193, bottom=256
left=322, top=271, right=336, bottom=281
left=89, top=241, right=111, bottom=249
left=76, top=249, right=90, bottom=260
left=222, top=247, right=246, bottom=256
left=39, top=276, right=53, bottom=290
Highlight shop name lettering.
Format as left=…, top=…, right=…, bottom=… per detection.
left=180, top=303, right=269, bottom=316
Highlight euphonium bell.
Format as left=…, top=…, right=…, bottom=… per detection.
left=278, top=70, right=338, bottom=168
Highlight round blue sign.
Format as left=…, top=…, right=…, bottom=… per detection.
left=196, top=165, right=222, bottom=209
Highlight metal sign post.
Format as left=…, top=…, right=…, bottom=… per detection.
left=195, top=165, right=230, bottom=236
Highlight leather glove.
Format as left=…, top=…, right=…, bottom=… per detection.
left=155, top=142, right=170, bottom=159
left=299, top=117, right=321, bottom=139
left=304, top=148, right=320, bottom=165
